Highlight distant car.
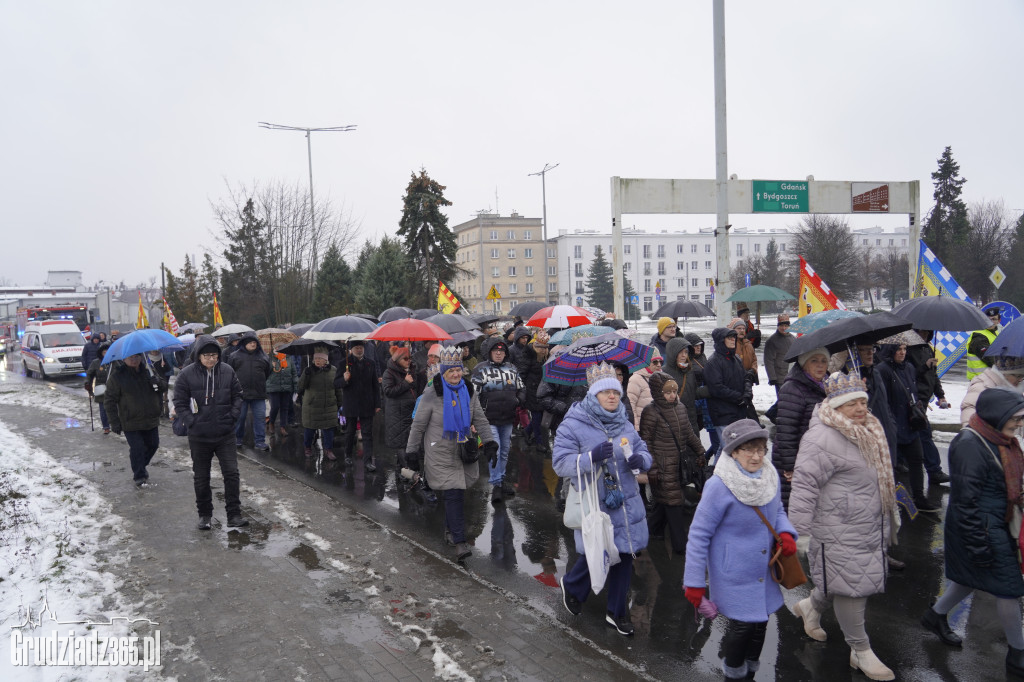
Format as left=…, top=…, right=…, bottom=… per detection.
left=0, top=336, right=9, bottom=357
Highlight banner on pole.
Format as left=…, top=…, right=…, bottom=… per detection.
left=212, top=291, right=224, bottom=328
left=162, top=298, right=180, bottom=335
left=916, top=241, right=972, bottom=377
left=798, top=256, right=846, bottom=317
left=135, top=291, right=148, bottom=330
left=437, top=281, right=461, bottom=314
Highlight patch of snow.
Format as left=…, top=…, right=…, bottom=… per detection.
left=364, top=586, right=379, bottom=597
left=302, top=532, right=331, bottom=552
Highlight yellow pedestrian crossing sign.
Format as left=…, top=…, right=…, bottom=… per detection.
left=486, top=285, right=501, bottom=300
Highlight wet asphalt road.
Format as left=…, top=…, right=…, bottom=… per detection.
left=4, top=349, right=1017, bottom=681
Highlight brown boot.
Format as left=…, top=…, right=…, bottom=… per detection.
left=324, top=449, right=337, bottom=461
left=279, top=426, right=288, bottom=437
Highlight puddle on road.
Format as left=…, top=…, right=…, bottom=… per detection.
left=49, top=417, right=82, bottom=429
left=288, top=542, right=322, bottom=570
left=64, top=458, right=113, bottom=473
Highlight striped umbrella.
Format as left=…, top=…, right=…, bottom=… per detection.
left=525, top=305, right=595, bottom=329
left=542, top=333, right=655, bottom=385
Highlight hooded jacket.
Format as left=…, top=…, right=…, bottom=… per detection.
left=471, top=337, right=525, bottom=425
left=382, top=357, right=427, bottom=448
left=961, top=367, right=1024, bottom=427
left=265, top=353, right=297, bottom=394
left=514, top=341, right=548, bottom=412
left=509, top=327, right=533, bottom=365
left=639, top=372, right=704, bottom=506
left=772, top=363, right=827, bottom=508
left=104, top=358, right=167, bottom=433
left=537, top=378, right=588, bottom=431
left=298, top=362, right=344, bottom=430
left=228, top=333, right=272, bottom=400
left=335, top=347, right=381, bottom=419
left=907, top=344, right=945, bottom=404
left=172, top=335, right=243, bottom=442
left=763, top=330, right=794, bottom=385
left=876, top=345, right=925, bottom=445
left=663, top=336, right=699, bottom=428
left=704, top=328, right=747, bottom=425
left=945, top=388, right=1024, bottom=597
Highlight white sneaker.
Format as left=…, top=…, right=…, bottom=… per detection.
left=850, top=648, right=895, bottom=681
left=793, top=597, right=827, bottom=641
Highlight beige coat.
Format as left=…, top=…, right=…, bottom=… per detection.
left=406, top=380, right=493, bottom=491
left=960, top=367, right=1022, bottom=427
left=627, top=370, right=654, bottom=430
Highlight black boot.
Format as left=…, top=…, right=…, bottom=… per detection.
left=921, top=606, right=962, bottom=647
left=1008, top=645, right=1024, bottom=677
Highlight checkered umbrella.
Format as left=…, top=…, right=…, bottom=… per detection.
left=542, top=333, right=655, bottom=385
left=525, top=305, right=595, bottom=329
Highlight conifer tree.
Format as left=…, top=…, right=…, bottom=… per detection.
left=396, top=169, right=457, bottom=307
left=584, top=246, right=615, bottom=311
left=309, top=243, right=354, bottom=319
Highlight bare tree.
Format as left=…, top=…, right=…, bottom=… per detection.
left=957, top=199, right=1013, bottom=302
left=789, top=215, right=862, bottom=300
left=873, top=249, right=909, bottom=307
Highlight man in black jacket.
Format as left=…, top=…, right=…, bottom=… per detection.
left=703, top=327, right=748, bottom=462
left=173, top=335, right=247, bottom=530
left=908, top=331, right=952, bottom=487
left=472, top=337, right=525, bottom=503
left=336, top=340, right=381, bottom=470
left=228, top=333, right=272, bottom=451
left=105, top=353, right=167, bottom=486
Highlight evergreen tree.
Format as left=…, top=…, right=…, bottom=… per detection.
left=309, top=243, right=354, bottom=319
left=178, top=255, right=201, bottom=322
left=396, top=169, right=457, bottom=307
left=622, top=275, right=640, bottom=320
left=355, top=237, right=412, bottom=315
left=584, top=246, right=615, bottom=310
left=922, top=146, right=970, bottom=264
left=198, top=253, right=220, bottom=325
left=219, top=198, right=272, bottom=328
left=163, top=266, right=181, bottom=325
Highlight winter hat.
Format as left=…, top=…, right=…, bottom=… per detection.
left=721, top=419, right=770, bottom=456
left=728, top=317, right=746, bottom=331
left=798, top=347, right=829, bottom=368
left=736, top=306, right=750, bottom=316
left=313, top=351, right=329, bottom=364
left=587, top=362, right=622, bottom=396
left=977, top=387, right=1024, bottom=430
left=662, top=378, right=679, bottom=395
left=428, top=343, right=442, bottom=359
left=996, top=356, right=1024, bottom=376
left=824, top=371, right=868, bottom=409
left=777, top=314, right=791, bottom=325
left=657, top=317, right=676, bottom=335
left=348, top=340, right=365, bottom=348
left=439, top=346, right=463, bottom=374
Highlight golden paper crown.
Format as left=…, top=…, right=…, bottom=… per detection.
left=438, top=346, right=463, bottom=371
left=586, top=361, right=618, bottom=386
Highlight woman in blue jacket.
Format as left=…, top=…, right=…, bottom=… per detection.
left=683, top=419, right=797, bottom=680
left=553, top=362, right=652, bottom=637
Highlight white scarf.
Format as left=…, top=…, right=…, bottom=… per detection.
left=714, top=455, right=779, bottom=507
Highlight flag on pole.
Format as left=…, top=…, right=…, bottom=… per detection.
left=437, top=281, right=461, bottom=314
left=916, top=240, right=971, bottom=377
left=162, top=298, right=180, bottom=335
left=135, top=291, right=149, bottom=330
left=212, top=290, right=224, bottom=328
left=798, top=256, right=847, bottom=317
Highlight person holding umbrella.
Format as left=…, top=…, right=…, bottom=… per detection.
left=405, top=347, right=497, bottom=561
left=104, top=352, right=167, bottom=487
left=966, top=307, right=1002, bottom=380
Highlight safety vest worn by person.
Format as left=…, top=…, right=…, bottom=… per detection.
left=966, top=328, right=997, bottom=380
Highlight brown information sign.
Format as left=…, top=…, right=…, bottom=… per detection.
left=852, top=183, right=890, bottom=212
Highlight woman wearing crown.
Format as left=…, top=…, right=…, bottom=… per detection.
left=552, top=361, right=652, bottom=637
left=789, top=372, right=900, bottom=681
left=406, top=347, right=498, bottom=561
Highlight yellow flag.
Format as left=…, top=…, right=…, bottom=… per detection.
left=212, top=290, right=224, bottom=328
left=135, top=291, right=149, bottom=330
left=437, top=281, right=461, bottom=314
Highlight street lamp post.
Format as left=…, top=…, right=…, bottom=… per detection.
left=529, top=163, right=559, bottom=304
left=258, top=121, right=356, bottom=280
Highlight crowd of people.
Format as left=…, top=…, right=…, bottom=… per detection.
left=79, top=306, right=1024, bottom=680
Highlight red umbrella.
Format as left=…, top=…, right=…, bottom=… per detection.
left=365, top=319, right=452, bottom=342
left=525, top=305, right=595, bottom=329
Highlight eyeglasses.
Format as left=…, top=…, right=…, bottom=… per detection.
left=735, top=446, right=767, bottom=456
left=200, top=353, right=218, bottom=359
left=650, top=359, right=663, bottom=365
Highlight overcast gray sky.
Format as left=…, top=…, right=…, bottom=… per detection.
left=2, top=1, right=1021, bottom=289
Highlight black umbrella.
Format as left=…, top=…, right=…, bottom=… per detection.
left=287, top=322, right=314, bottom=337
left=601, top=318, right=629, bottom=330
left=891, top=296, right=991, bottom=332
left=422, top=313, right=481, bottom=333
left=305, top=315, right=378, bottom=340
left=470, top=313, right=502, bottom=327
left=441, top=330, right=484, bottom=345
left=785, top=312, right=912, bottom=362
left=651, top=299, right=715, bottom=319
left=351, top=312, right=379, bottom=323
left=378, top=306, right=414, bottom=323
left=276, top=338, right=341, bottom=356
left=412, top=308, right=439, bottom=320
left=508, top=301, right=547, bottom=318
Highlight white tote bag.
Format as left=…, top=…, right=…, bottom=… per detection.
left=580, top=456, right=621, bottom=593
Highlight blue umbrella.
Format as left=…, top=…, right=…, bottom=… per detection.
left=102, top=329, right=181, bottom=364
left=788, top=309, right=863, bottom=335
left=985, top=316, right=1024, bottom=359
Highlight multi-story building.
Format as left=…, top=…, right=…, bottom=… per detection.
left=451, top=212, right=558, bottom=314
left=554, top=225, right=911, bottom=314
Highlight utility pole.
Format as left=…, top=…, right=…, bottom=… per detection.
left=713, top=0, right=733, bottom=326
left=529, top=163, right=559, bottom=304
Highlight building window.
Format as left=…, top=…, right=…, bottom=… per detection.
left=780, top=243, right=786, bottom=252
left=509, top=284, right=518, bottom=294
left=546, top=248, right=556, bottom=258
left=889, top=239, right=894, bottom=246
left=491, top=249, right=499, bottom=259
left=574, top=263, right=584, bottom=277
left=755, top=243, right=761, bottom=253
left=624, top=262, right=632, bottom=272
left=491, top=267, right=500, bottom=278
left=876, top=239, right=881, bottom=246
left=525, top=266, right=534, bottom=276
left=524, top=248, right=533, bottom=258
left=644, top=279, right=651, bottom=292
left=643, top=245, right=651, bottom=258
left=643, top=296, right=653, bottom=312
left=507, top=230, right=516, bottom=240
left=736, top=244, right=744, bottom=257
left=574, top=245, right=582, bottom=258
left=548, top=266, right=556, bottom=276
left=548, top=282, right=556, bottom=293
left=863, top=239, right=869, bottom=245
left=692, top=278, right=699, bottom=287
left=508, top=266, right=517, bottom=277
left=508, top=249, right=516, bottom=259
left=706, top=278, right=714, bottom=287
left=676, top=278, right=685, bottom=287
left=657, top=245, right=665, bottom=258
left=691, top=260, right=698, bottom=270
left=677, top=244, right=684, bottom=253
left=705, top=261, right=712, bottom=269
left=902, top=239, right=907, bottom=246
left=624, top=245, right=631, bottom=255
left=494, top=299, right=502, bottom=312
left=657, top=262, right=666, bottom=276
left=524, top=230, right=532, bottom=240
left=705, top=244, right=711, bottom=253
left=490, top=230, right=498, bottom=240
left=575, top=281, right=585, bottom=294
left=643, top=262, right=651, bottom=276
left=677, top=261, right=684, bottom=271
left=525, top=283, right=534, bottom=293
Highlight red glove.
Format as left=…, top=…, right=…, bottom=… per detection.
left=779, top=532, right=797, bottom=557
left=684, top=586, right=705, bottom=609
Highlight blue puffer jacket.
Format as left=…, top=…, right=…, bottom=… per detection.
left=552, top=401, right=652, bottom=556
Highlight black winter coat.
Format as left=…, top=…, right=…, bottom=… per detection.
left=703, top=328, right=747, bottom=426
left=228, top=343, right=272, bottom=400
left=639, top=373, right=704, bottom=506
left=537, top=379, right=588, bottom=432
left=945, top=395, right=1024, bottom=598
left=104, top=363, right=166, bottom=432
left=861, top=365, right=897, bottom=461
left=876, top=353, right=925, bottom=445
left=172, top=339, right=243, bottom=442
left=515, top=344, right=547, bottom=412
left=382, top=358, right=427, bottom=449
left=908, top=344, right=946, bottom=404
left=472, top=337, right=524, bottom=425
left=81, top=340, right=101, bottom=372
left=335, top=353, right=381, bottom=419
left=772, top=364, right=826, bottom=507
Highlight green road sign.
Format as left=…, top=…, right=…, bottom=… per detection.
left=752, top=180, right=808, bottom=212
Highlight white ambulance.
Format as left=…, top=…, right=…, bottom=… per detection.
left=20, top=320, right=87, bottom=378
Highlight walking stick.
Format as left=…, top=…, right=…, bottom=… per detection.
left=89, top=394, right=95, bottom=431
